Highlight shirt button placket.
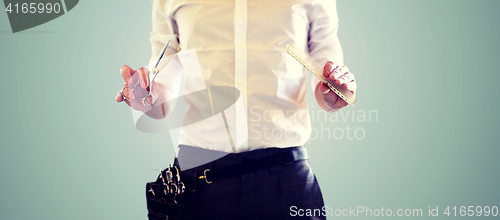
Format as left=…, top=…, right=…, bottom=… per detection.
left=233, top=0, right=248, bottom=152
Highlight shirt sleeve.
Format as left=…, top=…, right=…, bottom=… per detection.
left=149, top=0, right=184, bottom=108
left=150, top=0, right=180, bottom=65
left=308, top=0, right=347, bottom=90
left=308, top=0, right=343, bottom=65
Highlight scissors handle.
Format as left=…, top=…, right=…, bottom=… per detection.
left=141, top=94, right=154, bottom=107
left=119, top=80, right=140, bottom=102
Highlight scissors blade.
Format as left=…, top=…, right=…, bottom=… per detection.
left=154, top=40, right=170, bottom=69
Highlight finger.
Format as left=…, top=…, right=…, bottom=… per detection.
left=342, top=83, right=348, bottom=89
left=143, top=95, right=154, bottom=106
left=138, top=67, right=150, bottom=89
left=319, top=82, right=330, bottom=94
left=335, top=71, right=356, bottom=93
left=323, top=61, right=334, bottom=77
left=334, top=79, right=341, bottom=86
left=340, top=65, right=350, bottom=73
left=123, top=86, right=135, bottom=101
left=116, top=92, right=124, bottom=102
left=121, top=65, right=136, bottom=84
left=344, top=80, right=357, bottom=93
left=330, top=74, right=346, bottom=88
left=325, top=92, right=348, bottom=109
left=326, top=69, right=349, bottom=88
left=337, top=71, right=354, bottom=83
left=321, top=87, right=340, bottom=109
left=117, top=83, right=129, bottom=101
left=328, top=69, right=345, bottom=81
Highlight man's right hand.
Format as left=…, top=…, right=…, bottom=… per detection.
left=115, top=65, right=163, bottom=113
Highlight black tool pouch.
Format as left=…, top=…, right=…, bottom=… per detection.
left=146, top=158, right=197, bottom=220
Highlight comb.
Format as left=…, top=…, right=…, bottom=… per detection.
left=287, top=43, right=357, bottom=105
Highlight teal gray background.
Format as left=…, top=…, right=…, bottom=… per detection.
left=1, top=0, right=499, bottom=219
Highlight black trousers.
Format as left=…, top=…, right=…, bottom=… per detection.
left=177, top=145, right=326, bottom=220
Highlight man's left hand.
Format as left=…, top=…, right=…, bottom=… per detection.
left=316, top=61, right=356, bottom=111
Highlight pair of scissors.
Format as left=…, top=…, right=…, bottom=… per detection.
left=120, top=40, right=171, bottom=106
left=142, top=40, right=171, bottom=106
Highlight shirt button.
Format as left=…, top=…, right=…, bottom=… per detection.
left=237, top=80, right=244, bottom=85
left=237, top=39, right=244, bottom=45
left=238, top=124, right=245, bottom=129
left=237, top=0, right=245, bottom=5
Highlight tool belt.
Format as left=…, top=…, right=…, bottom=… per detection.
left=145, top=146, right=308, bottom=219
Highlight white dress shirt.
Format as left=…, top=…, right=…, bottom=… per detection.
left=148, top=0, right=344, bottom=152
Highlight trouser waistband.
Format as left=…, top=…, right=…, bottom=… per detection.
left=177, top=145, right=308, bottom=183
